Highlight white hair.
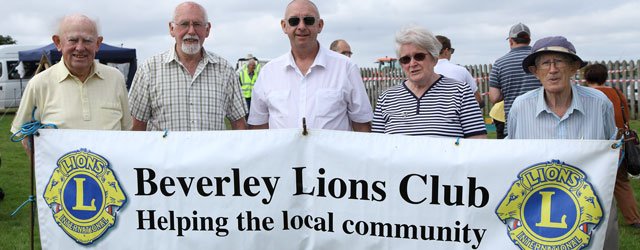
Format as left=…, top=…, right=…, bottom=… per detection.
left=172, top=1, right=209, bottom=23
left=395, top=25, right=441, bottom=59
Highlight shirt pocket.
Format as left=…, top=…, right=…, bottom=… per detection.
left=99, top=102, right=123, bottom=121
left=267, top=90, right=290, bottom=117
left=315, top=89, right=345, bottom=118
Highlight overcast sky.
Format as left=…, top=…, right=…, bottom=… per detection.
left=1, top=0, right=639, bottom=69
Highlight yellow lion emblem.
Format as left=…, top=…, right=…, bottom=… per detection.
left=43, top=149, right=126, bottom=245
left=496, top=160, right=603, bottom=250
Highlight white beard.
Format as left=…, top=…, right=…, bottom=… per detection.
left=181, top=35, right=201, bottom=55
left=181, top=43, right=201, bottom=55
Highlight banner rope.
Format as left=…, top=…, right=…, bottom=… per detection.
left=10, top=107, right=58, bottom=142
left=10, top=195, right=34, bottom=217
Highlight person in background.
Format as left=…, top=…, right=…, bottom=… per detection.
left=489, top=101, right=506, bottom=139
left=371, top=25, right=486, bottom=138
left=11, top=14, right=132, bottom=154
left=129, top=1, right=247, bottom=131
left=248, top=0, right=372, bottom=131
left=329, top=39, right=353, bottom=58
left=489, top=23, right=541, bottom=136
left=239, top=56, right=260, bottom=113
left=434, top=35, right=482, bottom=106
left=584, top=63, right=640, bottom=229
left=508, top=36, right=618, bottom=248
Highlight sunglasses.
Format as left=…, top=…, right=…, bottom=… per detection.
left=287, top=16, right=316, bottom=26
left=399, top=53, right=428, bottom=65
left=449, top=48, right=455, bottom=54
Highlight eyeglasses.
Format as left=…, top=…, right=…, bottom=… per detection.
left=173, top=21, right=207, bottom=31
left=399, top=53, right=428, bottom=65
left=341, top=51, right=353, bottom=57
left=287, top=16, right=316, bottom=26
left=449, top=48, right=455, bottom=54
left=536, top=58, right=569, bottom=70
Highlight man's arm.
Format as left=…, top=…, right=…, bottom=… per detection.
left=467, top=134, right=487, bottom=139
left=132, top=118, right=147, bottom=131
left=489, top=87, right=503, bottom=104
left=21, top=140, right=32, bottom=158
left=352, top=121, right=371, bottom=132
left=230, top=118, right=248, bottom=130
left=249, top=123, right=269, bottom=129
left=474, top=91, right=484, bottom=108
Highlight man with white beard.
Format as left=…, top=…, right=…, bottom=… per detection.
left=129, top=1, right=247, bottom=131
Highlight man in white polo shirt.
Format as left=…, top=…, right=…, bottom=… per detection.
left=248, top=0, right=373, bottom=131
left=434, top=35, right=482, bottom=106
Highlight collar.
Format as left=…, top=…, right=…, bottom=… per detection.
left=510, top=46, right=532, bottom=52
left=284, top=44, right=327, bottom=71
left=436, top=58, right=451, bottom=65
left=54, top=59, right=103, bottom=83
left=536, top=84, right=584, bottom=118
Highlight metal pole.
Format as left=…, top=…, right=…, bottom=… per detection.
left=29, top=135, right=35, bottom=250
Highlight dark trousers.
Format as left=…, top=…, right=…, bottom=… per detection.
left=494, top=120, right=506, bottom=139
left=245, top=98, right=251, bottom=119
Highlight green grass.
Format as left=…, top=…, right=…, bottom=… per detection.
left=0, top=114, right=638, bottom=249
left=621, top=120, right=640, bottom=250
left=0, top=112, right=40, bottom=249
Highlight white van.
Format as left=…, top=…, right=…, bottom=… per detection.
left=0, top=45, right=39, bottom=110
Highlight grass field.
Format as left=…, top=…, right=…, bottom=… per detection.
left=0, top=113, right=639, bottom=249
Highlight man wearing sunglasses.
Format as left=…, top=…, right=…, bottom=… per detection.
left=248, top=0, right=373, bottom=131
left=433, top=35, right=482, bottom=107
left=129, top=1, right=248, bottom=131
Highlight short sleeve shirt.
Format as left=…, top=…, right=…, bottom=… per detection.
left=489, top=46, right=541, bottom=118
left=128, top=48, right=247, bottom=131
left=248, top=46, right=373, bottom=130
left=434, top=59, right=478, bottom=93
left=11, top=61, right=132, bottom=133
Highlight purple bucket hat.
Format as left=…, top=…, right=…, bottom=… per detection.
left=522, top=36, right=587, bottom=73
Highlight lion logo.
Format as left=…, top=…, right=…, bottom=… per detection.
left=43, top=149, right=126, bottom=245
left=496, top=160, right=603, bottom=250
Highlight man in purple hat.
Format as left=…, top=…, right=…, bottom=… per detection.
left=507, top=36, right=618, bottom=248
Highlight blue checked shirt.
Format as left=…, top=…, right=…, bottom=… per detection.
left=507, top=84, right=617, bottom=140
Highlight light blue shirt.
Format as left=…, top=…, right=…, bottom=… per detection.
left=507, top=84, right=616, bottom=140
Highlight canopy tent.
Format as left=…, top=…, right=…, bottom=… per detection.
left=18, top=43, right=137, bottom=89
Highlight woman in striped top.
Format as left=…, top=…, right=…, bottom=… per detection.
left=372, top=25, right=487, bottom=138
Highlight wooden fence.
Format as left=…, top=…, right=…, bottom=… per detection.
left=361, top=60, right=640, bottom=119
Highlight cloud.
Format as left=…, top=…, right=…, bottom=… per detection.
left=1, top=0, right=637, bottom=68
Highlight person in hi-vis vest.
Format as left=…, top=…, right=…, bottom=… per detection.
left=239, top=58, right=260, bottom=113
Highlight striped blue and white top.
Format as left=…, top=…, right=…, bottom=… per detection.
left=507, top=84, right=617, bottom=140
left=489, top=46, right=541, bottom=119
left=372, top=76, right=487, bottom=137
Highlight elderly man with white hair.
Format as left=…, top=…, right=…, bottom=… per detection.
left=508, top=35, right=618, bottom=249
left=12, top=14, right=132, bottom=154
left=129, top=1, right=247, bottom=131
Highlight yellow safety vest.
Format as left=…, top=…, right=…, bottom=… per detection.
left=240, top=64, right=260, bottom=98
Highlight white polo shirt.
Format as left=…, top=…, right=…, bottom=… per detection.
left=248, top=46, right=373, bottom=130
left=434, top=59, right=478, bottom=93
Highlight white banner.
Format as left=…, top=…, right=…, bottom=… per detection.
left=34, top=129, right=619, bottom=250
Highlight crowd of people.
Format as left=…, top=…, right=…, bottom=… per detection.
left=8, top=0, right=640, bottom=247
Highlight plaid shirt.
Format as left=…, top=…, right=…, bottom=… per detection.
left=129, top=48, right=247, bottom=131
